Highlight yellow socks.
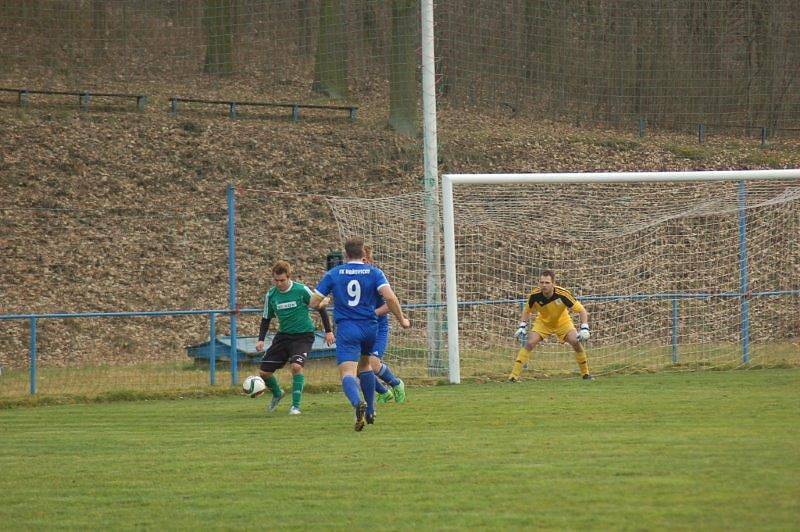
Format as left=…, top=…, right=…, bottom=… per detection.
left=510, top=347, right=532, bottom=379
left=575, top=348, right=590, bottom=376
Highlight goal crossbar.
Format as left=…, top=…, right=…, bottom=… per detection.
left=441, top=169, right=800, bottom=383
left=444, top=169, right=800, bottom=185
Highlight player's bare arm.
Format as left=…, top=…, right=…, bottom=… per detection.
left=575, top=307, right=590, bottom=341
left=576, top=307, right=588, bottom=327
left=378, top=285, right=410, bottom=328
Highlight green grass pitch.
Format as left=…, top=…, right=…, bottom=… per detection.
left=1, top=370, right=798, bottom=529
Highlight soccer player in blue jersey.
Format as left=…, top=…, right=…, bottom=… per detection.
left=363, top=245, right=406, bottom=404
left=310, top=237, right=411, bottom=431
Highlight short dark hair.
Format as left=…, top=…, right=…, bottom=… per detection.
left=272, top=260, right=292, bottom=277
left=344, top=237, right=365, bottom=259
left=540, top=269, right=555, bottom=282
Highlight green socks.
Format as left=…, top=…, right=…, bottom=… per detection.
left=292, top=374, right=305, bottom=408
left=265, top=375, right=282, bottom=398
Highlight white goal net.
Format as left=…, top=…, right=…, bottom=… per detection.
left=330, top=170, right=800, bottom=383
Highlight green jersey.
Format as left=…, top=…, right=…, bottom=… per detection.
left=263, top=281, right=315, bottom=334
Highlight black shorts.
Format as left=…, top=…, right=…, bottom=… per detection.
left=260, top=332, right=314, bottom=373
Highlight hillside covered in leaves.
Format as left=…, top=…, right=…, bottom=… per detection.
left=1, top=79, right=800, bottom=370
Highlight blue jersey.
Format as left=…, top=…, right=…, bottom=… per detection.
left=372, top=292, right=390, bottom=357
left=315, top=261, right=390, bottom=323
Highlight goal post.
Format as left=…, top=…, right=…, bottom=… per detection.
left=442, top=169, right=800, bottom=384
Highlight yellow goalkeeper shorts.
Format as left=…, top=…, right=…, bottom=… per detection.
left=532, top=320, right=575, bottom=343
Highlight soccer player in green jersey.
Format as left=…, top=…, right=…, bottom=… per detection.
left=255, top=260, right=334, bottom=415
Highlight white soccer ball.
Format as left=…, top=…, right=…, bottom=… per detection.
left=242, top=375, right=266, bottom=398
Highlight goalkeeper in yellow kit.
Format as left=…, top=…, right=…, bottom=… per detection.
left=508, top=270, right=594, bottom=382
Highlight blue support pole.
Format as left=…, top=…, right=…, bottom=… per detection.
left=671, top=299, right=679, bottom=364
left=29, top=317, right=37, bottom=395
left=638, top=117, right=646, bottom=138
left=209, top=312, right=217, bottom=386
left=737, top=180, right=751, bottom=364
left=226, top=184, right=239, bottom=385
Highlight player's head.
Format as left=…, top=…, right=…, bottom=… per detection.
left=344, top=237, right=365, bottom=260
left=539, top=269, right=555, bottom=295
left=272, top=260, right=292, bottom=291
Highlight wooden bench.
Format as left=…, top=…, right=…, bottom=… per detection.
left=169, top=96, right=358, bottom=122
left=0, top=87, right=147, bottom=111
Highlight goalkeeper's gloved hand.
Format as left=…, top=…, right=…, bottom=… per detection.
left=514, top=322, right=528, bottom=339
left=577, top=323, right=590, bottom=342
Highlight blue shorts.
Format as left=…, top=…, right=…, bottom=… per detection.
left=370, top=321, right=390, bottom=358
left=335, top=320, right=378, bottom=364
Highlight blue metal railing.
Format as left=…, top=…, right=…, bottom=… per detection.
left=226, top=184, right=239, bottom=386
left=2, top=179, right=796, bottom=394
left=0, top=309, right=230, bottom=394
left=737, top=180, right=751, bottom=363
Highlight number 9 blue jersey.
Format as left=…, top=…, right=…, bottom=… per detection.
left=315, top=261, right=390, bottom=323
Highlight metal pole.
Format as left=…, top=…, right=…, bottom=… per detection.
left=209, top=312, right=217, bottom=386
left=444, top=169, right=800, bottom=185
left=29, top=317, right=37, bottom=395
left=737, top=180, right=751, bottom=364
left=671, top=299, right=679, bottom=364
left=441, top=175, right=460, bottom=383
left=227, top=185, right=239, bottom=385
left=421, top=0, right=445, bottom=376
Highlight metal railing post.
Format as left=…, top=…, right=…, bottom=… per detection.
left=227, top=184, right=239, bottom=385
left=29, top=317, right=37, bottom=395
left=209, top=312, right=217, bottom=386
left=737, top=180, right=751, bottom=363
left=671, top=299, right=679, bottom=364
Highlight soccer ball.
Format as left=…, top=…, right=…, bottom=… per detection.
left=242, top=375, right=266, bottom=398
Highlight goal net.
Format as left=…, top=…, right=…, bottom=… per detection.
left=331, top=170, right=800, bottom=383
left=325, top=193, right=448, bottom=381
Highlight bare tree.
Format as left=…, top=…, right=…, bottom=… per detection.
left=388, top=0, right=419, bottom=136
left=91, top=0, right=108, bottom=57
left=204, top=0, right=234, bottom=75
left=296, top=0, right=313, bottom=57
left=313, top=0, right=348, bottom=99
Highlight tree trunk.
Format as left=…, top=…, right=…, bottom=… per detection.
left=296, top=0, right=312, bottom=57
left=92, top=0, right=108, bottom=58
left=388, top=0, right=418, bottom=136
left=312, top=0, right=348, bottom=99
left=203, top=0, right=234, bottom=75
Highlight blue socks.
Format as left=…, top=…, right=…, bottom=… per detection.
left=343, top=371, right=383, bottom=414
left=358, top=370, right=376, bottom=416
left=341, top=375, right=361, bottom=408
left=378, top=363, right=401, bottom=387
